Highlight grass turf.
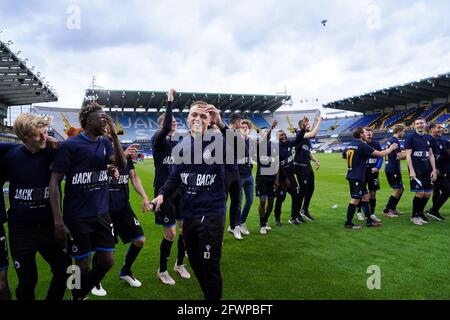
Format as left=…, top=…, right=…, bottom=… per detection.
left=2, top=153, right=449, bottom=299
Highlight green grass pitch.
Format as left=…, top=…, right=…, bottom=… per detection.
left=3, top=153, right=449, bottom=299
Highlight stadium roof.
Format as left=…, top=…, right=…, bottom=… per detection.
left=83, top=89, right=291, bottom=113
left=323, top=72, right=450, bottom=113
left=0, top=41, right=58, bottom=106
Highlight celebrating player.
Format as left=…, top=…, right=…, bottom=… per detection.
left=150, top=89, right=191, bottom=286
left=49, top=103, right=127, bottom=300
left=343, top=127, right=398, bottom=229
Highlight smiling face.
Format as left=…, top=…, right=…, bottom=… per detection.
left=414, top=118, right=426, bottom=133
left=431, top=123, right=443, bottom=137
left=24, top=125, right=48, bottom=151
left=188, top=104, right=211, bottom=135
left=278, top=130, right=287, bottom=143
left=240, top=122, right=250, bottom=136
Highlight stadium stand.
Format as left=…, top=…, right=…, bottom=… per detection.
left=0, top=40, right=57, bottom=142
left=321, top=72, right=450, bottom=152
left=345, top=113, right=382, bottom=132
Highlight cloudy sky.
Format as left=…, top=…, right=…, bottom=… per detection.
left=1, top=0, right=449, bottom=112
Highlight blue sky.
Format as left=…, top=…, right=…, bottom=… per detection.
left=1, top=0, right=449, bottom=112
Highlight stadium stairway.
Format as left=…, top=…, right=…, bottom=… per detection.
left=428, top=103, right=449, bottom=123
left=422, top=103, right=445, bottom=122
left=404, top=107, right=425, bottom=127
left=382, top=109, right=410, bottom=129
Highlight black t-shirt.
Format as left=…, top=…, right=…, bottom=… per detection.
left=108, top=156, right=134, bottom=212
left=404, top=132, right=433, bottom=173
left=238, top=138, right=253, bottom=177
left=432, top=136, right=450, bottom=174
left=51, top=134, right=114, bottom=223
left=344, top=139, right=374, bottom=181
left=1, top=145, right=56, bottom=225
left=294, top=138, right=312, bottom=165
left=385, top=136, right=402, bottom=173
left=159, top=136, right=226, bottom=218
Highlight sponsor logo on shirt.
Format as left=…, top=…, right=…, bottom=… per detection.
left=14, top=187, right=49, bottom=201
left=412, top=151, right=429, bottom=157
left=72, top=170, right=108, bottom=185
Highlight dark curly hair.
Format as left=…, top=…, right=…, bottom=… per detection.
left=79, top=102, right=103, bottom=129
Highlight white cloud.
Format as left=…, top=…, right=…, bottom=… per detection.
left=0, top=0, right=449, bottom=113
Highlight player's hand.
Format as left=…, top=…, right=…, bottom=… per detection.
left=167, top=89, right=176, bottom=102
left=285, top=178, right=291, bottom=190
left=107, top=165, right=119, bottom=179
left=314, top=160, right=320, bottom=170
left=141, top=197, right=152, bottom=213
left=431, top=170, right=438, bottom=182
left=274, top=179, right=280, bottom=190
left=271, top=120, right=278, bottom=130
left=124, top=144, right=139, bottom=158
left=371, top=168, right=378, bottom=174
left=205, top=104, right=223, bottom=127
left=55, top=223, right=72, bottom=249
left=409, top=172, right=416, bottom=180
left=151, top=195, right=164, bottom=212
left=100, top=113, right=117, bottom=137
left=46, top=136, right=60, bottom=149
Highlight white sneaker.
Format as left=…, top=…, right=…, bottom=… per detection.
left=260, top=227, right=267, bottom=235
left=418, top=217, right=428, bottom=224
left=91, top=283, right=107, bottom=297
left=174, top=264, right=191, bottom=279
left=232, top=227, right=243, bottom=240
left=357, top=212, right=364, bottom=221
left=157, top=270, right=176, bottom=285
left=411, top=217, right=423, bottom=226
left=240, top=223, right=250, bottom=235
left=265, top=224, right=272, bottom=231
left=120, top=273, right=142, bottom=288
left=370, top=214, right=381, bottom=222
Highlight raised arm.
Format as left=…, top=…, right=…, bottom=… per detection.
left=153, top=89, right=176, bottom=146
left=304, top=116, right=322, bottom=139
left=371, top=143, right=398, bottom=158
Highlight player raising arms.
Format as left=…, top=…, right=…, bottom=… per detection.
left=49, top=103, right=127, bottom=300
left=343, top=127, right=398, bottom=229
left=276, top=116, right=322, bottom=225
left=150, top=89, right=190, bottom=286
left=152, top=102, right=229, bottom=300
